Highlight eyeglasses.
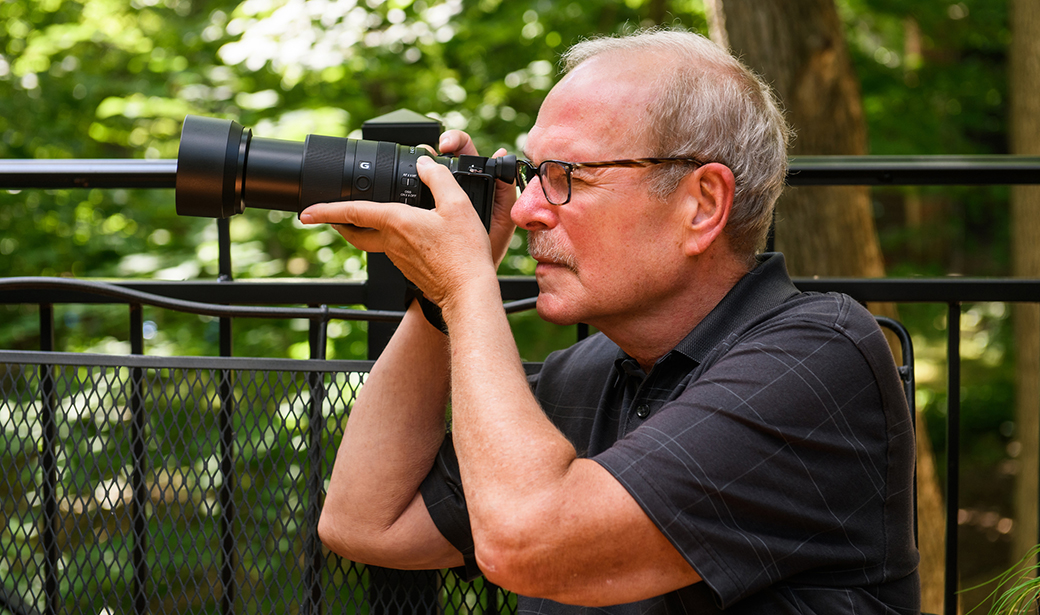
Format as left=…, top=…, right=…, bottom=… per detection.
left=516, top=157, right=709, bottom=206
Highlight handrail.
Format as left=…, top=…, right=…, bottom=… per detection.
left=0, top=276, right=540, bottom=316
left=5, top=275, right=1040, bottom=306
left=0, top=159, right=178, bottom=189
left=2, top=155, right=1040, bottom=189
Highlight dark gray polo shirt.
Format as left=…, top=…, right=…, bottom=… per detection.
left=421, top=253, right=920, bottom=614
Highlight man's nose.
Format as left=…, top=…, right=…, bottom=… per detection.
left=511, top=178, right=559, bottom=231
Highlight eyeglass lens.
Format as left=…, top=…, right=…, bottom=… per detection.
left=541, top=162, right=570, bottom=205
left=518, top=161, right=571, bottom=205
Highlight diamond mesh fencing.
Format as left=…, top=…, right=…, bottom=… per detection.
left=0, top=351, right=515, bottom=615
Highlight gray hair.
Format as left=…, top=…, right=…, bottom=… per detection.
left=561, top=28, right=791, bottom=262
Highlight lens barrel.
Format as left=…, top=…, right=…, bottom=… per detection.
left=175, top=114, right=516, bottom=224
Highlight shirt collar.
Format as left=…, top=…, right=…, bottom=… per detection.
left=611, top=253, right=800, bottom=379
left=671, top=252, right=800, bottom=364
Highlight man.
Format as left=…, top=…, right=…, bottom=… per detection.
left=304, top=28, right=920, bottom=614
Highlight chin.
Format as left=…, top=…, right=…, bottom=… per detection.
left=535, top=295, right=583, bottom=327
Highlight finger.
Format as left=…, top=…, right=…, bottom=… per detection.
left=300, top=200, right=394, bottom=230
left=438, top=130, right=478, bottom=156
left=300, top=201, right=401, bottom=254
left=415, top=156, right=471, bottom=213
left=329, top=223, right=388, bottom=254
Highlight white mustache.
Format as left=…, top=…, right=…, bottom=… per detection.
left=527, top=231, right=577, bottom=271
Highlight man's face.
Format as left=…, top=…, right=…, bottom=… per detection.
left=511, top=53, right=694, bottom=332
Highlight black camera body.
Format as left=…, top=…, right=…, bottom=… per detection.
left=175, top=115, right=516, bottom=230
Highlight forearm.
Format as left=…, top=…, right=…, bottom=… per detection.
left=320, top=300, right=452, bottom=560
left=441, top=274, right=579, bottom=558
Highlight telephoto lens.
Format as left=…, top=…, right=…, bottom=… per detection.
left=175, top=115, right=516, bottom=230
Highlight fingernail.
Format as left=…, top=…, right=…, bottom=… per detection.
left=417, top=155, right=433, bottom=167
left=299, top=211, right=314, bottom=224
left=438, top=134, right=450, bottom=150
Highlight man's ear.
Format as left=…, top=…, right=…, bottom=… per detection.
left=678, top=163, right=736, bottom=256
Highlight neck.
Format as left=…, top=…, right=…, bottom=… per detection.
left=602, top=252, right=750, bottom=373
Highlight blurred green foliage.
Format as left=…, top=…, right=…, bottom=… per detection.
left=0, top=0, right=707, bottom=358
left=844, top=0, right=1010, bottom=276
left=0, top=0, right=1013, bottom=348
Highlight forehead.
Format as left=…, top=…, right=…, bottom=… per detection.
left=525, top=54, right=657, bottom=162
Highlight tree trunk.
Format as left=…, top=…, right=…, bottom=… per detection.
left=704, top=1, right=946, bottom=612
left=705, top=0, right=880, bottom=275
left=1009, top=0, right=1040, bottom=577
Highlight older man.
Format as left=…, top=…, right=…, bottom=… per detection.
left=305, top=28, right=920, bottom=614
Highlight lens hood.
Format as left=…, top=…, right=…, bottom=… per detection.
left=176, top=115, right=250, bottom=219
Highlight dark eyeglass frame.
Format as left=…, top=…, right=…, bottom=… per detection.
left=516, top=157, right=710, bottom=206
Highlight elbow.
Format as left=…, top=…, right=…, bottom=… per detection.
left=320, top=499, right=436, bottom=569
left=475, top=545, right=534, bottom=597
left=318, top=505, right=355, bottom=560
left=472, top=514, right=564, bottom=600
left=478, top=543, right=564, bottom=600
left=318, top=503, right=378, bottom=563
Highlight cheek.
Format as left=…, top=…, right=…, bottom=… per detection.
left=592, top=215, right=675, bottom=258
left=557, top=196, right=681, bottom=270
left=602, top=228, right=686, bottom=286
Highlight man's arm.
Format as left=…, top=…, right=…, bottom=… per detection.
left=317, top=299, right=462, bottom=570
left=440, top=266, right=702, bottom=605
left=317, top=130, right=506, bottom=571
left=305, top=159, right=701, bottom=605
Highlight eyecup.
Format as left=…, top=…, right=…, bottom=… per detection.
left=494, top=154, right=518, bottom=184
left=176, top=115, right=249, bottom=218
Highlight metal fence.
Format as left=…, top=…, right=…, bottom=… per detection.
left=3, top=155, right=1040, bottom=615
left=0, top=350, right=512, bottom=615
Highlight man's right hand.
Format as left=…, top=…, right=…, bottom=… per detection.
left=438, top=130, right=518, bottom=269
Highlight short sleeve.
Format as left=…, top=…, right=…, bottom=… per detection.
left=419, top=435, right=481, bottom=581
left=418, top=370, right=546, bottom=583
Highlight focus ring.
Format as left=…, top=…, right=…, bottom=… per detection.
left=300, top=135, right=347, bottom=210
left=373, top=141, right=397, bottom=203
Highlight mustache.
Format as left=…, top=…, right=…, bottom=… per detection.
left=527, top=231, right=577, bottom=271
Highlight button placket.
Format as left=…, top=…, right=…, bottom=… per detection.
left=617, top=358, right=649, bottom=437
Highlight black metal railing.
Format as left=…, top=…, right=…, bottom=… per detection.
left=3, top=155, right=1040, bottom=615
left=0, top=349, right=510, bottom=615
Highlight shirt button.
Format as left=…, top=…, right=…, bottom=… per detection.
left=635, top=404, right=651, bottom=419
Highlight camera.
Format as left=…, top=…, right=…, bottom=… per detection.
left=174, top=115, right=517, bottom=230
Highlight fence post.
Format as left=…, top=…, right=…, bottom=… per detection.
left=129, top=305, right=149, bottom=615
left=39, top=304, right=58, bottom=615
left=305, top=311, right=329, bottom=615
left=362, top=110, right=442, bottom=358
left=217, top=218, right=238, bottom=615
left=945, top=303, right=961, bottom=615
